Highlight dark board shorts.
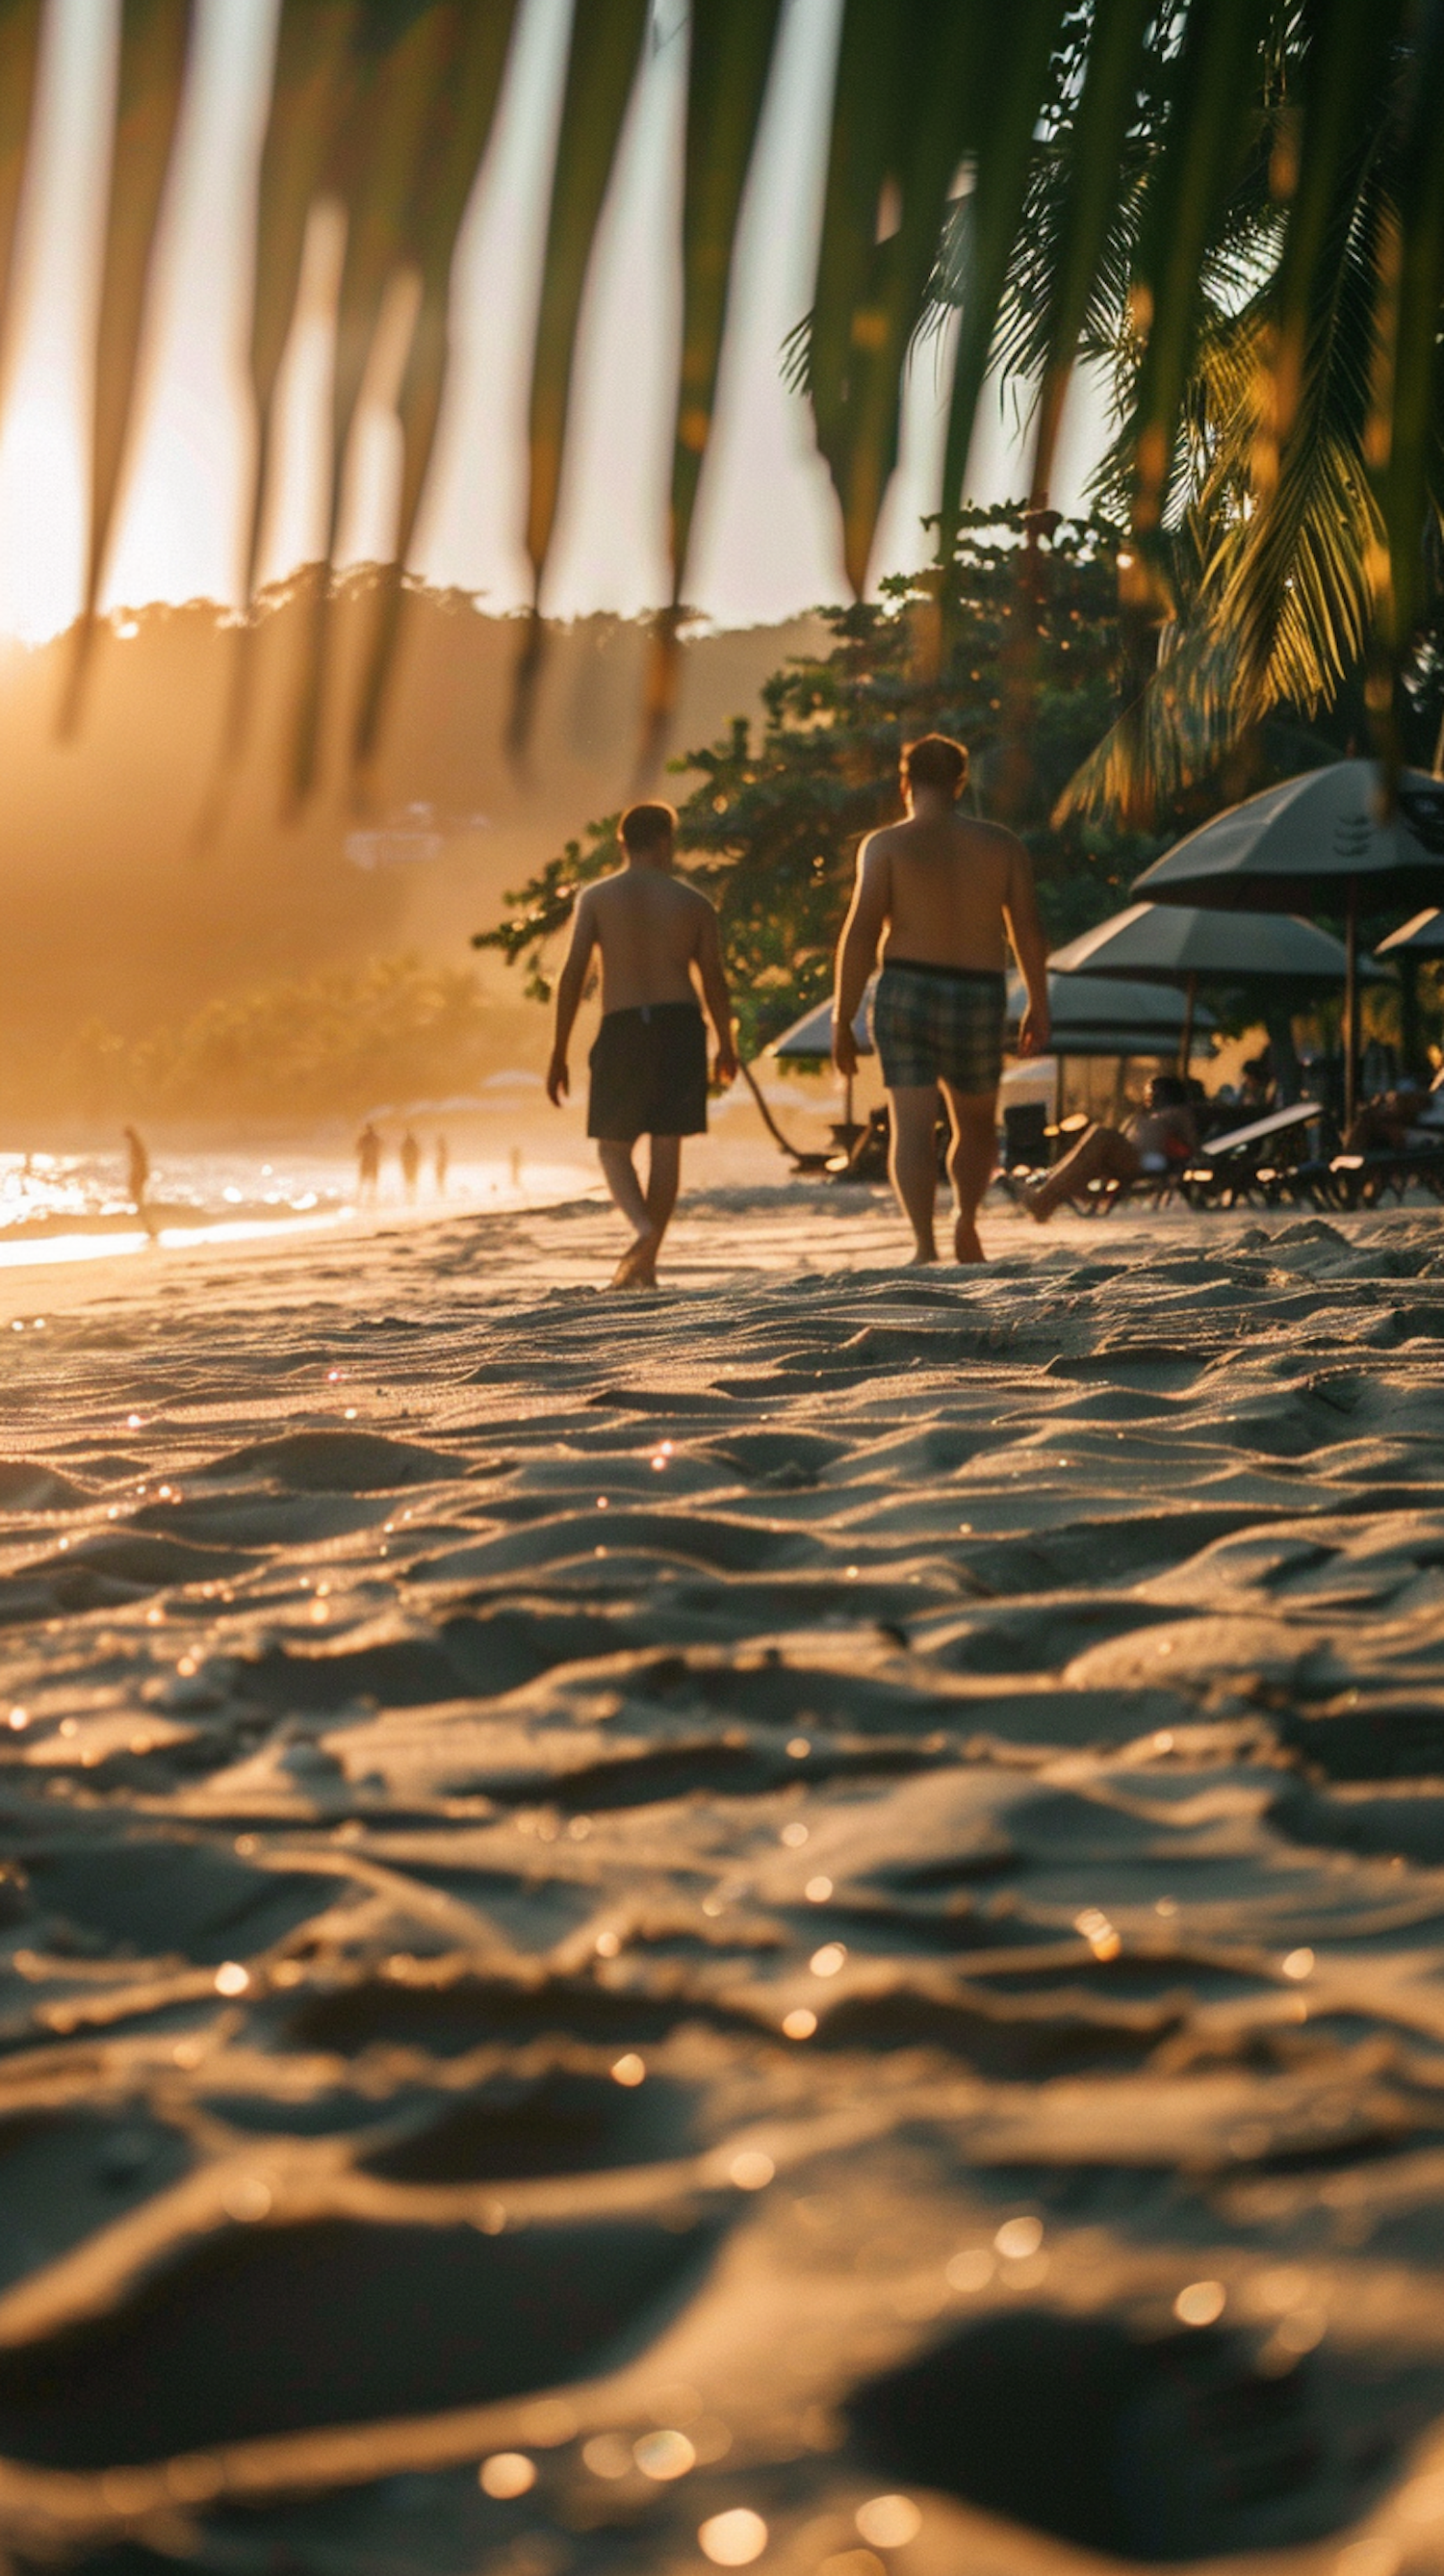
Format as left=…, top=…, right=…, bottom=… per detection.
left=871, top=959, right=1006, bottom=1095
left=588, top=1001, right=709, bottom=1144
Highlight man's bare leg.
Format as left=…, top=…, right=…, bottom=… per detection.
left=942, top=1085, right=997, bottom=1263
left=1021, top=1122, right=1140, bottom=1219
left=889, top=1086, right=942, bottom=1263
left=629, top=1134, right=681, bottom=1285
left=597, top=1140, right=658, bottom=1285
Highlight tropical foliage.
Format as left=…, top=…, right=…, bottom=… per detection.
left=476, top=508, right=1170, bottom=1052
left=940, top=3, right=1444, bottom=815
left=0, top=0, right=1436, bottom=814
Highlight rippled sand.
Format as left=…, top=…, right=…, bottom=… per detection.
left=4, top=1186, right=1444, bottom=2574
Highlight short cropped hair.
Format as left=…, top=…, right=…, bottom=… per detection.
left=903, top=734, right=967, bottom=795
left=620, top=800, right=676, bottom=852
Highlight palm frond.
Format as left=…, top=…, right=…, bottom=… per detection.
left=62, top=0, right=194, bottom=734
left=639, top=0, right=785, bottom=772
left=20, top=0, right=1443, bottom=826
left=0, top=0, right=43, bottom=368
left=506, top=0, right=650, bottom=763
left=351, top=2, right=521, bottom=781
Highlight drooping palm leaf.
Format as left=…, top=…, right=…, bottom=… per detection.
left=350, top=0, right=520, bottom=779
left=1123, top=0, right=1273, bottom=548
left=62, top=0, right=194, bottom=734
left=286, top=0, right=466, bottom=805
left=1021, top=0, right=1153, bottom=513
left=639, top=0, right=784, bottom=770
left=933, top=0, right=1069, bottom=560
left=507, top=0, right=650, bottom=763
left=192, top=0, right=356, bottom=829
left=0, top=0, right=43, bottom=362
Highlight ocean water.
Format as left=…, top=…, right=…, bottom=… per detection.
left=0, top=1145, right=601, bottom=1270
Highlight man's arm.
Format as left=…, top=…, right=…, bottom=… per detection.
left=1002, top=838, right=1051, bottom=1058
left=695, top=901, right=738, bottom=1081
left=546, top=890, right=598, bottom=1104
left=833, top=836, right=890, bottom=1076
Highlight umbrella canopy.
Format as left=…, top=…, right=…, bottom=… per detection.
left=1377, top=908, right=1444, bottom=958
left=772, top=986, right=871, bottom=1058
left=1130, top=760, right=1444, bottom=1119
left=1005, top=970, right=1215, bottom=1051
left=1048, top=899, right=1387, bottom=1073
left=770, top=972, right=1213, bottom=1061
left=1131, top=761, right=1444, bottom=914
left=1048, top=900, right=1387, bottom=987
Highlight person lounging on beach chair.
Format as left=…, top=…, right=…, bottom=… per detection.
left=1009, top=1075, right=1198, bottom=1222
left=1325, top=1073, right=1444, bottom=1207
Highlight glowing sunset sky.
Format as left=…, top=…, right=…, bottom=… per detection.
left=0, top=0, right=1105, bottom=647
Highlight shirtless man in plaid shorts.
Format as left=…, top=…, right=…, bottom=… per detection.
left=832, top=734, right=1050, bottom=1264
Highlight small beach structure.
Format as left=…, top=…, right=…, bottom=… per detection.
left=1132, top=761, right=1444, bottom=1120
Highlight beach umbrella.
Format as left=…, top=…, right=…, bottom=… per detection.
left=1374, top=910, right=1444, bottom=1080
left=771, top=970, right=1215, bottom=1062
left=1048, top=900, right=1389, bottom=1072
left=1376, top=909, right=1444, bottom=957
left=771, top=977, right=1211, bottom=1137
left=1131, top=761, right=1444, bottom=1121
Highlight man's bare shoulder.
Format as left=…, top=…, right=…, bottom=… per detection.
left=581, top=867, right=630, bottom=909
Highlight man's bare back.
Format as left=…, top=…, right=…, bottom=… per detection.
left=866, top=809, right=1021, bottom=973
left=575, top=866, right=716, bottom=1014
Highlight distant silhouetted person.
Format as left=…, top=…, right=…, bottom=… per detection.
left=123, top=1126, right=149, bottom=1212
left=356, top=1122, right=381, bottom=1202
left=400, top=1131, right=421, bottom=1200
left=509, top=1144, right=522, bottom=1192
left=434, top=1136, right=449, bottom=1194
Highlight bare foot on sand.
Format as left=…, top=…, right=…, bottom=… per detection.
left=907, top=1243, right=938, bottom=1266
left=612, top=1230, right=660, bottom=1288
left=953, top=1214, right=986, bottom=1263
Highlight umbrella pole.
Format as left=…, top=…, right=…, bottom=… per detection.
left=1177, top=971, right=1197, bottom=1079
left=844, top=1069, right=854, bottom=1139
left=1345, top=879, right=1359, bottom=1130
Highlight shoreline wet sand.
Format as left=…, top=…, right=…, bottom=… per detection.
left=4, top=1186, right=1444, bottom=2573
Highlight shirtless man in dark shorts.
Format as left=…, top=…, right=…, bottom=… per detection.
left=548, top=801, right=738, bottom=1286
left=833, top=734, right=1050, bottom=1264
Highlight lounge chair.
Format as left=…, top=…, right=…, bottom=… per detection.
left=1179, top=1101, right=1337, bottom=1210
left=1325, top=1139, right=1444, bottom=1208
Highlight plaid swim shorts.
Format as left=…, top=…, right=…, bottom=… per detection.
left=871, top=958, right=1007, bottom=1094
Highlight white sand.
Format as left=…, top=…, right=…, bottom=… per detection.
left=3, top=1182, right=1444, bottom=2573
